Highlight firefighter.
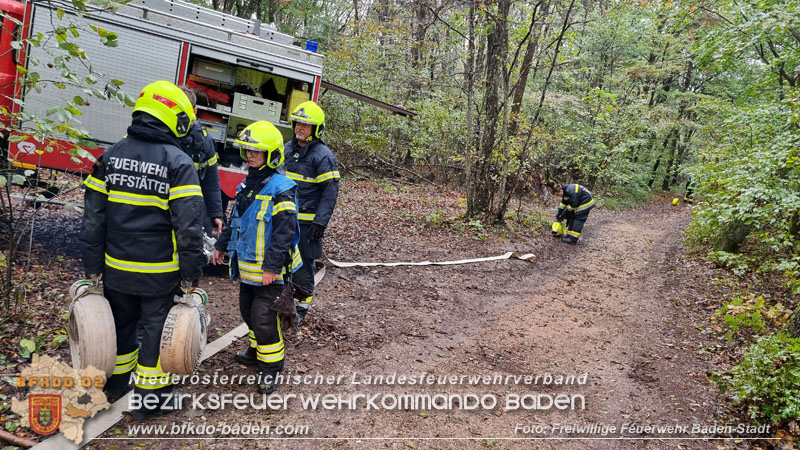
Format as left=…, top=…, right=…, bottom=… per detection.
left=80, top=80, right=205, bottom=419
left=179, top=87, right=224, bottom=233
left=553, top=183, right=595, bottom=245
left=283, top=101, right=339, bottom=325
left=211, top=121, right=301, bottom=394
left=684, top=175, right=696, bottom=203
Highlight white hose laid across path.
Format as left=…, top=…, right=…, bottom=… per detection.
left=326, top=251, right=536, bottom=267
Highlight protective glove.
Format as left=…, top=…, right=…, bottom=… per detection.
left=181, top=279, right=199, bottom=294
left=309, top=223, right=326, bottom=240
left=85, top=273, right=102, bottom=287
left=271, top=282, right=298, bottom=332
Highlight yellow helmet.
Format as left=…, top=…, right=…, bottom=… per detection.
left=234, top=121, right=285, bottom=169
left=551, top=221, right=565, bottom=236
left=133, top=80, right=196, bottom=137
left=289, top=101, right=325, bottom=139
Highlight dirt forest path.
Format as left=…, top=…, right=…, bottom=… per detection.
left=6, top=182, right=731, bottom=449
left=84, top=195, right=740, bottom=450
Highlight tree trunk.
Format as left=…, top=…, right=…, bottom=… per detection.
left=468, top=0, right=511, bottom=217
left=265, top=0, right=279, bottom=24
left=533, top=0, right=575, bottom=125
left=495, top=58, right=512, bottom=222
left=465, top=6, right=477, bottom=214
left=403, top=0, right=430, bottom=168
left=661, top=129, right=679, bottom=191
left=786, top=307, right=800, bottom=338
left=670, top=129, right=694, bottom=186
left=509, top=1, right=548, bottom=137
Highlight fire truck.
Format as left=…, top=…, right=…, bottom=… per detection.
left=0, top=0, right=414, bottom=200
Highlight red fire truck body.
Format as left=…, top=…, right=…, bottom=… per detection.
left=0, top=0, right=323, bottom=199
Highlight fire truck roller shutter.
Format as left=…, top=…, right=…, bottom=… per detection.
left=190, top=47, right=319, bottom=84
left=21, top=4, right=183, bottom=143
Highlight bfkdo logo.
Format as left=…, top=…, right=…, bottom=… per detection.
left=28, top=394, right=61, bottom=435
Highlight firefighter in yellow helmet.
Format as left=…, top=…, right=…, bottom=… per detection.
left=81, top=80, right=205, bottom=419
left=212, top=121, right=301, bottom=394
left=553, top=183, right=595, bottom=244
left=283, top=101, right=339, bottom=326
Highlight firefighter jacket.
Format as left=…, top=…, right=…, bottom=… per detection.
left=283, top=137, right=340, bottom=228
left=180, top=121, right=223, bottom=221
left=214, top=168, right=302, bottom=286
left=81, top=113, right=206, bottom=296
left=556, top=184, right=595, bottom=220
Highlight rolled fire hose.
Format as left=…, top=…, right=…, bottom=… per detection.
left=159, top=289, right=211, bottom=375
left=68, top=280, right=116, bottom=378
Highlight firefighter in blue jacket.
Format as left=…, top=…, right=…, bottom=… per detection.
left=212, top=121, right=301, bottom=394
left=179, top=87, right=223, bottom=233
left=553, top=183, right=595, bottom=245
left=283, top=101, right=339, bottom=325
left=684, top=175, right=696, bottom=203
left=80, top=80, right=205, bottom=419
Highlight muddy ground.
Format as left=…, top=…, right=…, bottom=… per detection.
left=1, top=176, right=771, bottom=449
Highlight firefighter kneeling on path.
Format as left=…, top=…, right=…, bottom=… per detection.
left=283, top=101, right=340, bottom=326
left=552, top=183, right=595, bottom=245
left=211, top=121, right=302, bottom=394
left=80, top=81, right=206, bottom=419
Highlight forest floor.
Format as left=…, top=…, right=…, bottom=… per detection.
left=0, top=173, right=781, bottom=449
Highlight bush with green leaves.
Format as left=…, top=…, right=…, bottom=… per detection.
left=687, top=94, right=800, bottom=291
left=712, top=333, right=800, bottom=424
left=714, top=296, right=767, bottom=341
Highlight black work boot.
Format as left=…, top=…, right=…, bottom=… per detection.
left=103, top=373, right=131, bottom=403
left=561, top=235, right=579, bottom=245
left=234, top=346, right=258, bottom=366
left=257, top=371, right=278, bottom=394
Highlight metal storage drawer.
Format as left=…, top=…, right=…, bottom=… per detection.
left=192, top=59, right=236, bottom=85
left=232, top=93, right=281, bottom=123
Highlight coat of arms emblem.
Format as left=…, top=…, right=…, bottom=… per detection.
left=29, top=394, right=61, bottom=435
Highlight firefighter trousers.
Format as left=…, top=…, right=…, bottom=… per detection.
left=293, top=223, right=320, bottom=311
left=565, top=208, right=593, bottom=240
left=239, top=283, right=285, bottom=374
left=292, top=253, right=315, bottom=311
left=104, top=288, right=174, bottom=406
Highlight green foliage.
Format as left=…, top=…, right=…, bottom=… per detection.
left=19, top=338, right=36, bottom=358
left=714, top=296, right=767, bottom=340
left=712, top=333, right=800, bottom=424
left=509, top=208, right=552, bottom=233
left=595, top=189, right=653, bottom=211
left=423, top=209, right=445, bottom=225
left=686, top=95, right=800, bottom=288
left=708, top=251, right=751, bottom=276
left=683, top=0, right=800, bottom=294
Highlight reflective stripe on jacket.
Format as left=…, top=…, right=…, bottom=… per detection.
left=226, top=173, right=302, bottom=286
left=283, top=138, right=339, bottom=227
left=180, top=121, right=223, bottom=220
left=556, top=184, right=595, bottom=219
